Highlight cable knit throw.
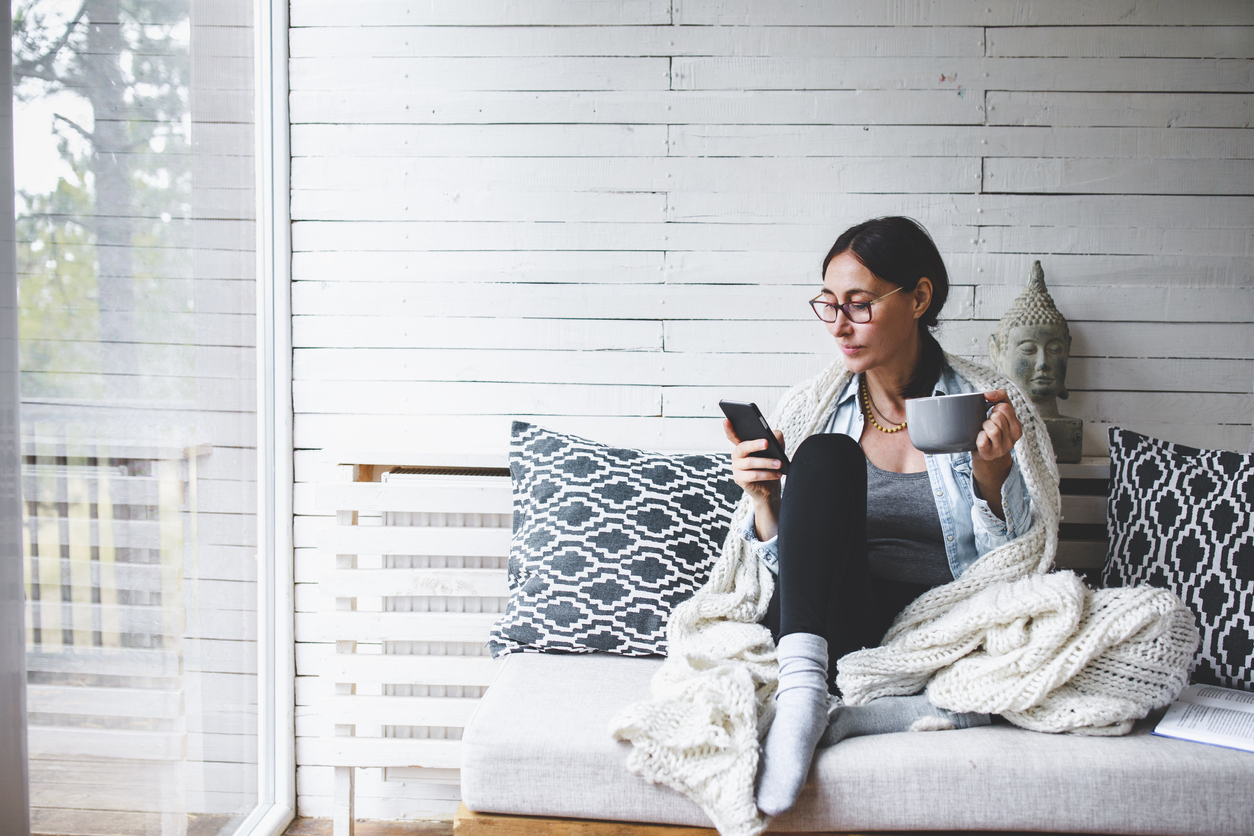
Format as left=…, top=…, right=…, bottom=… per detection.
left=608, top=353, right=1199, bottom=836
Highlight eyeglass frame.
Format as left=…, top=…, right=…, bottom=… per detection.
left=808, top=285, right=903, bottom=324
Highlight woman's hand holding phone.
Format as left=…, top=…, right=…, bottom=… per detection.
left=723, top=418, right=785, bottom=539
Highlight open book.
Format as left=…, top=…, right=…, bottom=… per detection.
left=1153, top=683, right=1254, bottom=753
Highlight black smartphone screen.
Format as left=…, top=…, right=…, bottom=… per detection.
left=719, top=400, right=790, bottom=474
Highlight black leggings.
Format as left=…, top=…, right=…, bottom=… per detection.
left=758, top=433, right=931, bottom=693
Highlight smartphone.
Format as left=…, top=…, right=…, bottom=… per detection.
left=718, top=400, right=790, bottom=475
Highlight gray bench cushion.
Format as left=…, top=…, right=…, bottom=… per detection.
left=460, top=652, right=1254, bottom=835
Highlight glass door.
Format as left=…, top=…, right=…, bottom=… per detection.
left=12, top=1, right=262, bottom=832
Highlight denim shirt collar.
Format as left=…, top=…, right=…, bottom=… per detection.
left=835, top=363, right=962, bottom=407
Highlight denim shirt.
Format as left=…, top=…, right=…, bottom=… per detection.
left=740, top=362, right=1034, bottom=581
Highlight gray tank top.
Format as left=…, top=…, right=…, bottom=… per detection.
left=865, top=459, right=953, bottom=587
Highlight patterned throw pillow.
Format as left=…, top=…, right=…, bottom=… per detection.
left=487, top=421, right=740, bottom=658
left=1102, top=427, right=1254, bottom=690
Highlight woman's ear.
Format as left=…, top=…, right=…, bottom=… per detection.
left=912, top=278, right=933, bottom=320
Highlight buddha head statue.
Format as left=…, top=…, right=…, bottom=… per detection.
left=988, top=261, right=1071, bottom=418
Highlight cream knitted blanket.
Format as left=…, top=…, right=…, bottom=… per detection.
left=607, top=353, right=1199, bottom=836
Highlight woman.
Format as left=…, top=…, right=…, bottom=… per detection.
left=722, top=217, right=1035, bottom=815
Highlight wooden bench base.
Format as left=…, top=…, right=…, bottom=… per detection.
left=453, top=803, right=1059, bottom=836
left=454, top=804, right=717, bottom=835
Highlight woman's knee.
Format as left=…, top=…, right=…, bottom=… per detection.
left=792, top=433, right=863, bottom=472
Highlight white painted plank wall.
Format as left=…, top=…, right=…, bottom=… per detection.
left=290, top=0, right=1254, bottom=819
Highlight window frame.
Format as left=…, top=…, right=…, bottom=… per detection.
left=238, top=0, right=295, bottom=832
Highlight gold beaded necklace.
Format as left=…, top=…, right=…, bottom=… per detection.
left=860, top=375, right=908, bottom=434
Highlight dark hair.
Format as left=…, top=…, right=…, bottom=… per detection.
left=822, top=216, right=949, bottom=399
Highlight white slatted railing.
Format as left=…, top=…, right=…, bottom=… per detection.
left=314, top=455, right=511, bottom=836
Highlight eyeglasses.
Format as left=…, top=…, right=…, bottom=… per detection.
left=808, top=286, right=903, bottom=324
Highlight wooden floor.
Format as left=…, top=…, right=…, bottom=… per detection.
left=285, top=819, right=454, bottom=836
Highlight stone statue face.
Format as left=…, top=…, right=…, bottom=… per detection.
left=1006, top=324, right=1070, bottom=404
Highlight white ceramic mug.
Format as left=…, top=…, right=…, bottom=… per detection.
left=904, top=392, right=990, bottom=454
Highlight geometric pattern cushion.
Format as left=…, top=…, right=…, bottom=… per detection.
left=487, top=421, right=740, bottom=659
left=1102, top=426, right=1254, bottom=691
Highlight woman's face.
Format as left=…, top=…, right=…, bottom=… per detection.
left=819, top=251, right=930, bottom=375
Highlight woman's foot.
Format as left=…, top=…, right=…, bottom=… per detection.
left=755, top=632, right=830, bottom=816
left=820, top=694, right=992, bottom=747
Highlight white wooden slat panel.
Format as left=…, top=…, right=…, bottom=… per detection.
left=295, top=380, right=661, bottom=417
left=292, top=414, right=1254, bottom=461
left=975, top=196, right=1254, bottom=229
left=296, top=348, right=832, bottom=387
left=673, top=57, right=1254, bottom=94
left=19, top=373, right=255, bottom=411
left=1065, top=391, right=1254, bottom=426
left=295, top=193, right=985, bottom=228
left=296, top=349, right=1250, bottom=395
left=658, top=251, right=1253, bottom=288
left=26, top=686, right=182, bottom=719
left=292, top=190, right=666, bottom=223
left=295, top=766, right=459, bottom=818
left=26, top=650, right=181, bottom=678
left=12, top=312, right=254, bottom=347
left=293, top=157, right=979, bottom=198
left=294, top=316, right=663, bottom=351
left=667, top=192, right=1254, bottom=231
left=327, top=695, right=480, bottom=727
left=318, top=524, right=512, bottom=557
left=988, top=91, right=1254, bottom=128
left=296, top=612, right=498, bottom=644
left=1063, top=358, right=1254, bottom=394
left=292, top=124, right=669, bottom=157
left=987, top=26, right=1254, bottom=59
left=662, top=192, right=983, bottom=227
left=984, top=158, right=1254, bottom=196
left=662, top=387, right=784, bottom=419
left=975, top=286, right=1254, bottom=324
left=314, top=652, right=501, bottom=687
left=321, top=569, right=508, bottom=599
left=290, top=90, right=985, bottom=126
left=957, top=253, right=1252, bottom=289
left=977, top=225, right=1253, bottom=257
left=1055, top=541, right=1106, bottom=569
left=673, top=0, right=1254, bottom=26
left=670, top=125, right=1254, bottom=161
left=290, top=0, right=671, bottom=26
left=291, top=25, right=988, bottom=60
left=291, top=57, right=670, bottom=92
left=1081, top=423, right=1254, bottom=456
left=290, top=220, right=846, bottom=254
left=290, top=12, right=1254, bottom=824
left=296, top=736, right=462, bottom=769
left=184, top=638, right=257, bottom=675
left=316, top=482, right=511, bottom=515
left=292, top=249, right=665, bottom=284
left=670, top=319, right=1254, bottom=360
left=1060, top=495, right=1105, bottom=525
left=292, top=281, right=974, bottom=321
left=17, top=341, right=252, bottom=380
left=28, top=727, right=186, bottom=761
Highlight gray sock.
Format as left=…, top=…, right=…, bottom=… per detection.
left=755, top=632, right=830, bottom=816
left=819, top=694, right=992, bottom=748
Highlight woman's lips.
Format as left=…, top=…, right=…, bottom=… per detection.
left=840, top=344, right=863, bottom=355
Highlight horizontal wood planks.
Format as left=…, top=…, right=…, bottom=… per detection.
left=291, top=0, right=1254, bottom=822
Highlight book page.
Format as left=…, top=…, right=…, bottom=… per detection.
left=1174, top=683, right=1254, bottom=713
left=1154, top=687, right=1254, bottom=754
